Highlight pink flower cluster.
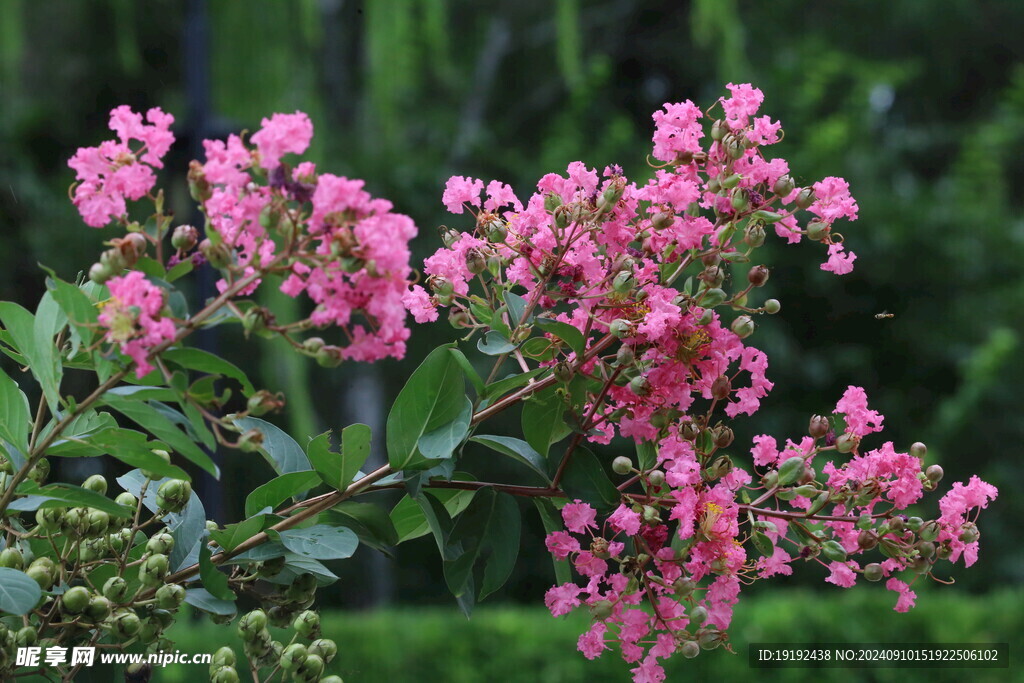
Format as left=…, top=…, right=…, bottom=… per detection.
left=67, top=106, right=175, bottom=227
left=98, top=271, right=176, bottom=377
left=193, top=112, right=418, bottom=361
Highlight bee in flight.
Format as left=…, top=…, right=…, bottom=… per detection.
left=874, top=311, right=895, bottom=319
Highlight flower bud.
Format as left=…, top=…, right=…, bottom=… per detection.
left=142, top=449, right=172, bottom=480
left=147, top=532, right=175, bottom=555
left=314, top=345, right=344, bottom=368
left=211, top=647, right=237, bottom=670
left=907, top=441, right=927, bottom=460
left=701, top=265, right=724, bottom=288
left=86, top=509, right=110, bottom=536
left=681, top=640, right=700, bottom=659
left=688, top=605, right=708, bottom=625
left=86, top=595, right=112, bottom=621
left=806, top=219, right=829, bottom=242
left=590, top=600, right=614, bottom=620
left=0, top=547, right=24, bottom=570
left=139, top=553, right=169, bottom=587
left=611, top=456, right=633, bottom=476
left=760, top=470, right=778, bottom=489
left=609, top=319, right=632, bottom=339
left=917, top=540, right=935, bottom=559
left=835, top=432, right=858, bottom=454
left=863, top=563, right=884, bottom=582
left=237, top=428, right=265, bottom=453
left=651, top=211, right=674, bottom=230
left=279, top=643, right=308, bottom=670
left=188, top=161, right=212, bottom=202
left=763, top=298, right=781, bottom=314
left=199, top=239, right=232, bottom=269
left=156, top=583, right=186, bottom=610
left=629, top=375, right=652, bottom=397
left=156, top=479, right=192, bottom=513
left=925, top=465, right=943, bottom=484
left=16, top=626, right=37, bottom=648
left=61, top=586, right=91, bottom=615
left=172, top=224, right=199, bottom=251
left=725, top=135, right=745, bottom=159
left=711, top=375, right=731, bottom=400
left=710, top=119, right=728, bottom=141
left=648, top=470, right=666, bottom=488
left=795, top=187, right=815, bottom=209
left=857, top=530, right=877, bottom=550
left=808, top=415, right=829, bottom=439
left=612, top=270, right=635, bottom=294
left=89, top=262, right=114, bottom=284
left=747, top=265, right=769, bottom=287
left=81, top=474, right=108, bottom=496
left=773, top=175, right=795, bottom=197
left=642, top=505, right=661, bottom=525
left=777, top=456, right=805, bottom=486
left=731, top=315, right=755, bottom=339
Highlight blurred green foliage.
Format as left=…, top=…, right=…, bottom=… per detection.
left=0, top=0, right=1019, bottom=613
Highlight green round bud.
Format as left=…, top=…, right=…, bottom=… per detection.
left=925, top=465, right=943, bottom=484
left=26, top=564, right=54, bottom=590
left=0, top=547, right=24, bottom=570
left=689, top=605, right=708, bottom=625
left=103, top=576, right=133, bottom=603
left=86, top=595, right=112, bottom=621
left=710, top=119, right=727, bottom=141
left=147, top=532, right=175, bottom=555
left=681, top=640, right=700, bottom=659
left=210, top=666, right=240, bottom=683
left=293, top=610, right=321, bottom=638
left=747, top=265, right=770, bottom=287
left=857, top=530, right=877, bottom=550
left=296, top=653, right=325, bottom=680
left=15, top=626, right=37, bottom=647
left=777, top=456, right=805, bottom=486
left=673, top=577, right=696, bottom=598
left=320, top=677, right=345, bottom=683
left=89, top=262, right=114, bottom=285
left=806, top=219, right=830, bottom=242
left=821, top=540, right=847, bottom=563
left=642, top=505, right=660, bottom=525
left=611, top=456, right=633, bottom=476
left=171, top=224, right=199, bottom=251
left=699, top=628, right=722, bottom=650
left=730, top=315, right=755, bottom=339
left=61, top=586, right=91, bottom=614
left=589, top=600, right=614, bottom=621
left=211, top=647, right=236, bottom=669
left=773, top=175, right=795, bottom=197
left=28, top=458, right=49, bottom=484
left=82, top=474, right=108, bottom=495
left=628, top=375, right=652, bottom=397
left=141, top=449, right=172, bottom=480
left=763, top=298, right=781, bottom=315
left=109, top=609, right=142, bottom=639
left=863, top=563, right=884, bottom=582
left=958, top=523, right=979, bottom=543
left=907, top=516, right=924, bottom=532
left=648, top=470, right=666, bottom=488
left=155, top=479, right=191, bottom=513
left=268, top=605, right=295, bottom=628
left=835, top=432, right=858, bottom=454
left=909, top=442, right=927, bottom=459
left=115, top=492, right=138, bottom=508
left=918, top=520, right=940, bottom=542
left=917, top=540, right=936, bottom=559
left=730, top=188, right=750, bottom=212
left=609, top=318, right=632, bottom=339
left=856, top=513, right=873, bottom=531
left=280, top=643, right=308, bottom=670
left=139, top=553, right=169, bottom=587
left=86, top=509, right=110, bottom=536
left=795, top=187, right=815, bottom=210
left=238, top=610, right=269, bottom=639
left=156, top=583, right=186, bottom=610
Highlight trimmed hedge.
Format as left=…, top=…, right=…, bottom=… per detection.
left=138, top=588, right=1024, bottom=682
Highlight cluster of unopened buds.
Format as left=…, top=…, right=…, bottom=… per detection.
left=404, top=83, right=997, bottom=683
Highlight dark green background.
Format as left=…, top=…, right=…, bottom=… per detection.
left=0, top=0, right=1020, bottom=678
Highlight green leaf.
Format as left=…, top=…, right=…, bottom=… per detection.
left=33, top=293, right=65, bottom=408
left=232, top=416, right=311, bottom=475
left=165, top=259, right=194, bottom=283
left=504, top=291, right=531, bottom=326
left=520, top=337, right=557, bottom=361
left=0, top=568, right=42, bottom=615
left=48, top=427, right=190, bottom=481
left=267, top=525, right=359, bottom=560
left=469, top=435, right=550, bottom=483
left=448, top=348, right=485, bottom=396
left=418, top=396, right=472, bottom=460
left=636, top=440, right=658, bottom=471
left=521, top=385, right=570, bottom=457
left=390, top=485, right=477, bottom=543
left=0, top=301, right=61, bottom=412
left=199, top=534, right=235, bottom=601
left=46, top=276, right=98, bottom=351
left=103, top=395, right=218, bottom=477
left=533, top=498, right=571, bottom=584
left=210, top=515, right=267, bottom=553
left=11, top=481, right=134, bottom=517
left=751, top=530, right=774, bottom=557
left=184, top=588, right=237, bottom=616
left=244, top=471, right=322, bottom=518
left=559, top=447, right=620, bottom=512
left=476, top=331, right=517, bottom=356
left=0, top=368, right=31, bottom=454
left=386, top=344, right=466, bottom=470
left=481, top=368, right=544, bottom=402
left=323, top=501, right=399, bottom=553
left=535, top=318, right=585, bottom=357
left=442, top=488, right=521, bottom=600
left=163, top=347, right=255, bottom=395
left=307, top=425, right=372, bottom=491
left=414, top=491, right=459, bottom=561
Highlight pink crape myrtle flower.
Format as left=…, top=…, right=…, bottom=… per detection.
left=441, top=176, right=485, bottom=214
left=98, top=271, right=176, bottom=378
left=250, top=111, right=313, bottom=170
left=834, top=385, right=884, bottom=437
left=68, top=106, right=175, bottom=227
left=886, top=578, right=917, bottom=613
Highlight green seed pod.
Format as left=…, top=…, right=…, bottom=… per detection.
left=155, top=479, right=192, bottom=513
left=689, top=605, right=708, bottom=625
left=89, top=262, right=114, bottom=285
left=589, top=600, right=614, bottom=621
left=835, top=433, right=858, bottom=454
left=103, top=576, right=133, bottom=603
left=773, top=174, right=795, bottom=197
left=958, top=523, right=979, bottom=543
left=139, top=553, right=169, bottom=587
left=918, top=520, right=940, bottom=542
left=171, top=224, right=199, bottom=251
left=925, top=465, right=943, bottom=484
left=795, top=187, right=815, bottom=210
left=611, top=456, right=633, bottom=476
left=628, top=375, right=652, bottom=397
left=760, top=470, right=778, bottom=489
left=730, top=188, right=750, bottom=212
left=296, top=653, right=325, bottom=681
left=917, top=540, right=936, bottom=559
left=777, top=456, right=805, bottom=486
left=85, top=595, right=112, bottom=621
left=15, top=626, right=37, bottom=647
left=743, top=221, right=766, bottom=248
left=268, top=605, right=295, bottom=628
left=61, top=586, right=91, bottom=615
left=156, top=583, right=186, bottom=610
left=138, top=620, right=161, bottom=644
left=863, top=563, right=884, bottom=582
left=82, top=474, right=108, bottom=495
left=681, top=640, right=700, bottom=659
left=141, top=449, right=172, bottom=480
left=762, top=298, right=781, bottom=314
left=199, top=239, right=232, bottom=269
left=149, top=608, right=174, bottom=629
left=711, top=375, right=731, bottom=400
left=28, top=458, right=50, bottom=484
left=0, top=547, right=24, bottom=570
left=115, top=492, right=138, bottom=508
left=293, top=610, right=321, bottom=638
left=673, top=577, right=696, bottom=598
left=821, top=540, right=848, bottom=563
left=710, top=119, right=727, bottom=141
left=210, top=666, right=240, bottom=683
left=258, top=555, right=287, bottom=579
left=108, top=609, right=142, bottom=639
left=698, top=628, right=722, bottom=650
left=793, top=484, right=818, bottom=498
left=280, top=643, right=308, bottom=670
left=806, top=219, right=829, bottom=242
left=615, top=344, right=635, bottom=367
left=642, top=505, right=660, bottom=525
left=302, top=337, right=326, bottom=355
left=238, top=609, right=269, bottom=639
left=544, top=193, right=562, bottom=212
left=86, top=509, right=110, bottom=536
left=857, top=530, right=877, bottom=550
left=731, top=315, right=755, bottom=338
left=648, top=470, right=666, bottom=488
left=26, top=562, right=54, bottom=590
left=147, top=532, right=175, bottom=555
left=211, top=647, right=236, bottom=670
